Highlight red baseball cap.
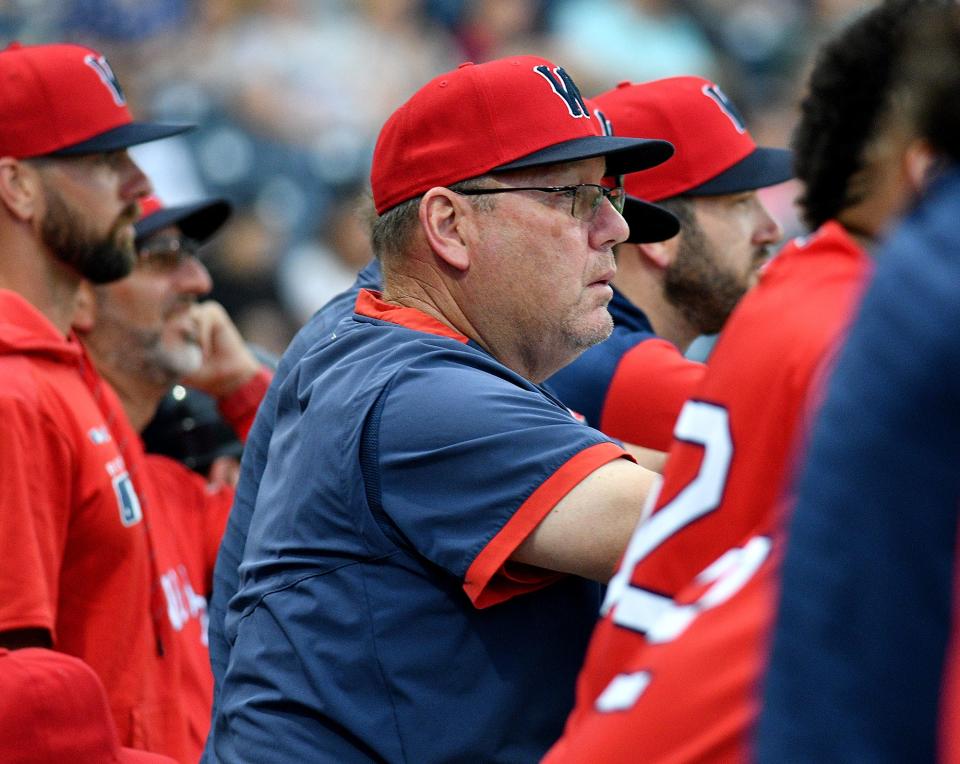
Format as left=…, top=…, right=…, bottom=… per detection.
left=585, top=98, right=680, bottom=243
left=371, top=56, right=674, bottom=214
left=134, top=195, right=232, bottom=248
left=0, top=42, right=191, bottom=159
left=0, top=648, right=177, bottom=763
left=592, top=77, right=794, bottom=241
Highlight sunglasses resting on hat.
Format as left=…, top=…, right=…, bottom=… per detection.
left=134, top=195, right=233, bottom=249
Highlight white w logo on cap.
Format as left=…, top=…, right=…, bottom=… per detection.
left=592, top=107, right=615, bottom=137
left=83, top=54, right=126, bottom=107
left=533, top=65, right=589, bottom=119
left=701, top=84, right=746, bottom=134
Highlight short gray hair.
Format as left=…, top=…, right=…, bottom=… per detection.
left=371, top=177, right=499, bottom=260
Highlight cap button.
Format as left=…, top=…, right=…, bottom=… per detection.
left=457, top=61, right=474, bottom=69
left=616, top=80, right=633, bottom=89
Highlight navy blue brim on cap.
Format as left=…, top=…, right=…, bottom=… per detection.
left=494, top=135, right=675, bottom=177
left=135, top=199, right=232, bottom=247
left=49, top=121, right=194, bottom=157
left=685, top=147, right=794, bottom=196
left=622, top=196, right=682, bottom=243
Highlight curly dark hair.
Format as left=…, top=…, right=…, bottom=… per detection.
left=794, top=0, right=952, bottom=229
left=899, top=6, right=960, bottom=162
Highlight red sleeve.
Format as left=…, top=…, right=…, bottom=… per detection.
left=464, top=442, right=631, bottom=609
left=0, top=397, right=72, bottom=637
left=599, top=340, right=705, bottom=451
left=217, top=366, right=273, bottom=442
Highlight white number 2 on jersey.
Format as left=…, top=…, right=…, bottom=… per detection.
left=595, top=401, right=771, bottom=711
left=603, top=400, right=734, bottom=626
left=603, top=398, right=770, bottom=640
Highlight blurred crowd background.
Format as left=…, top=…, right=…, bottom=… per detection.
left=2, top=0, right=873, bottom=356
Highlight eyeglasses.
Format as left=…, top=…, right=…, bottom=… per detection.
left=137, top=236, right=202, bottom=271
left=453, top=183, right=626, bottom=222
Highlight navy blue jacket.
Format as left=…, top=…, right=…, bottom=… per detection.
left=759, top=167, right=960, bottom=762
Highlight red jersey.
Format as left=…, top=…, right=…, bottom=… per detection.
left=0, top=288, right=268, bottom=762
left=0, top=290, right=164, bottom=751
left=141, top=454, right=232, bottom=762
left=142, top=369, right=267, bottom=761
left=89, top=353, right=266, bottom=762
left=545, top=222, right=872, bottom=762
left=546, top=532, right=779, bottom=764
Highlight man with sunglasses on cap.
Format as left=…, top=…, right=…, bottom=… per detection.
left=71, top=195, right=272, bottom=762
left=547, top=77, right=791, bottom=452
left=0, top=42, right=197, bottom=757
left=77, top=195, right=268, bottom=450
left=544, top=2, right=947, bottom=761
left=211, top=56, right=673, bottom=763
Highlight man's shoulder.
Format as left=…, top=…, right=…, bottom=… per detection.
left=300, top=317, right=519, bottom=390
left=883, top=172, right=960, bottom=295
left=0, top=354, right=94, bottom=430
left=602, top=320, right=660, bottom=354
left=764, top=223, right=870, bottom=285
left=274, top=322, right=562, bottom=458
left=278, top=270, right=379, bottom=376
left=914, top=165, right=960, bottom=236
left=0, top=354, right=56, bottom=398
left=546, top=321, right=664, bottom=427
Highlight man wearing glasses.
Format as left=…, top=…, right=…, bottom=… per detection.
left=72, top=195, right=272, bottom=762
left=547, top=77, right=791, bottom=453
left=76, top=195, right=268, bottom=442
left=210, top=56, right=673, bottom=763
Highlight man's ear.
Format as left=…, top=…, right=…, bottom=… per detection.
left=419, top=187, right=473, bottom=272
left=72, top=281, right=98, bottom=334
left=0, top=157, right=42, bottom=222
left=635, top=236, right=679, bottom=271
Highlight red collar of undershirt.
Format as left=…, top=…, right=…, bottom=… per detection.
left=354, top=289, right=469, bottom=343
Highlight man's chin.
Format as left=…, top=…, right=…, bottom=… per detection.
left=569, top=311, right=613, bottom=352
left=78, top=247, right=134, bottom=284
left=590, top=319, right=615, bottom=348
left=157, top=343, right=204, bottom=379
left=83, top=227, right=138, bottom=283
